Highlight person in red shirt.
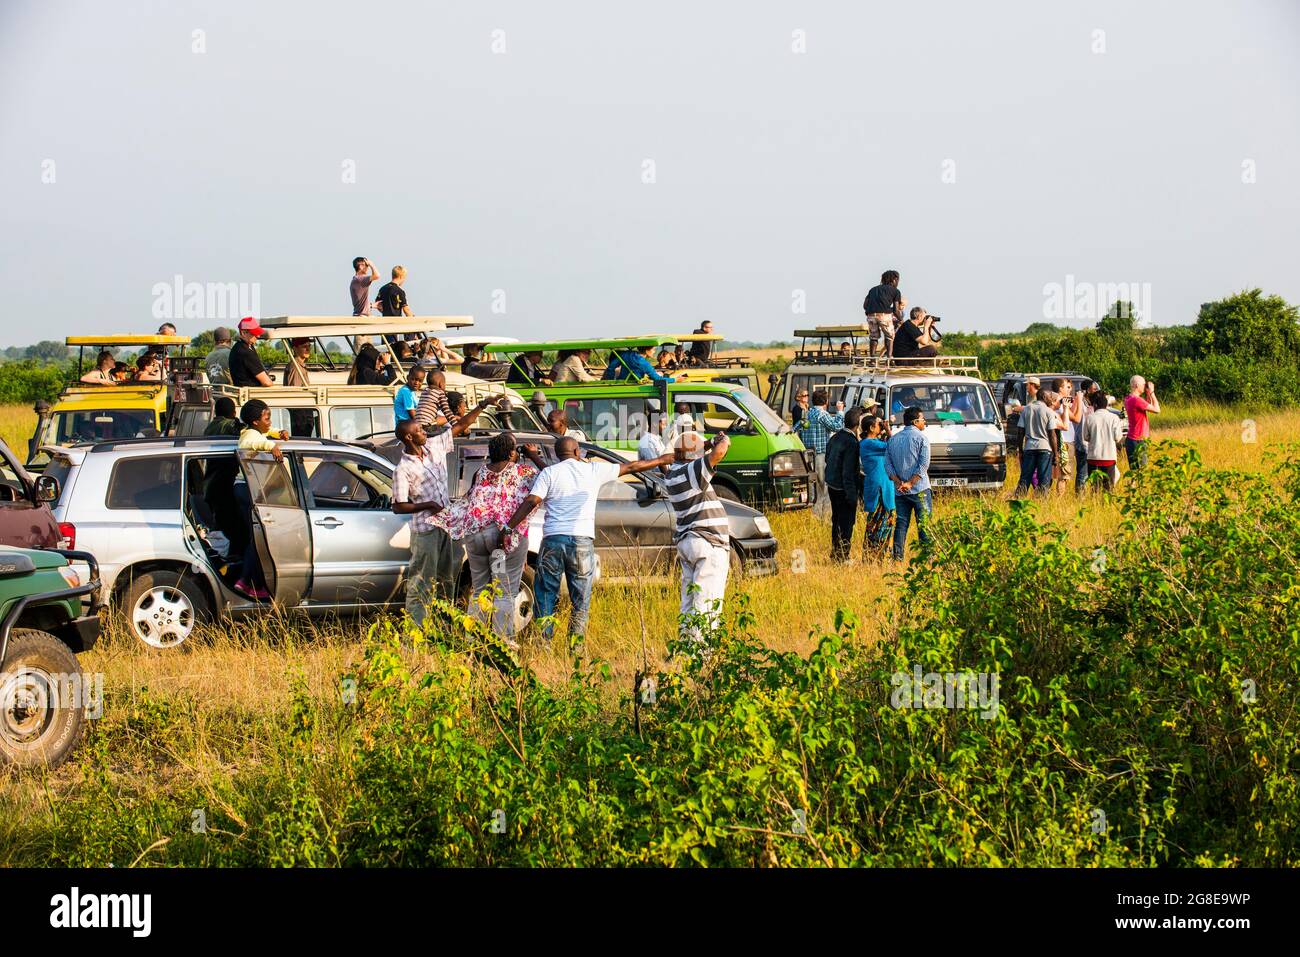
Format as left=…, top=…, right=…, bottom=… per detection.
left=1122, top=375, right=1161, bottom=470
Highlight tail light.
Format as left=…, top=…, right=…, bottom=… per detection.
left=57, top=523, right=76, bottom=550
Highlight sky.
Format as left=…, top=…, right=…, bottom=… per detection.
left=1, top=0, right=1297, bottom=347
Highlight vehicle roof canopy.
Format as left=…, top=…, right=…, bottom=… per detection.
left=793, top=324, right=872, bottom=338
left=484, top=336, right=677, bottom=353
left=637, top=333, right=722, bottom=342
left=256, top=315, right=475, bottom=338
left=65, top=335, right=190, bottom=347
left=441, top=335, right=518, bottom=347
left=259, top=316, right=473, bottom=339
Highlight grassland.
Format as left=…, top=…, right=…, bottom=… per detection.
left=0, top=399, right=1292, bottom=864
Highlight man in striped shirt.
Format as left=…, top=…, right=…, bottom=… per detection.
left=665, top=429, right=732, bottom=644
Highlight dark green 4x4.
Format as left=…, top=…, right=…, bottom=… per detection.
left=0, top=547, right=102, bottom=768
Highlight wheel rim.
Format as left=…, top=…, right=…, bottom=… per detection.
left=0, top=667, right=59, bottom=751
left=513, top=584, right=534, bottom=634
left=132, top=585, right=195, bottom=648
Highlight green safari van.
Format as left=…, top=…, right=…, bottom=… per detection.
left=485, top=339, right=814, bottom=510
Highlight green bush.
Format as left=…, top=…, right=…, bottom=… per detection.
left=0, top=360, right=73, bottom=405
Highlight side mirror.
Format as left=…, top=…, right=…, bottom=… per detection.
left=636, top=480, right=664, bottom=506
left=34, top=474, right=60, bottom=503
left=0, top=554, right=36, bottom=578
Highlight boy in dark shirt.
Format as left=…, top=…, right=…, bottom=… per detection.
left=376, top=265, right=413, bottom=317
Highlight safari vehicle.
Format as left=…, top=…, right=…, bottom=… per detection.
left=765, top=324, right=874, bottom=421
left=41, top=432, right=776, bottom=646
left=0, top=439, right=63, bottom=550
left=485, top=339, right=813, bottom=510
left=27, top=334, right=192, bottom=467
left=841, top=356, right=1007, bottom=491
left=0, top=545, right=102, bottom=767
left=169, top=317, right=542, bottom=440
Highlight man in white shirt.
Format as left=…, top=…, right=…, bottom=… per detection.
left=501, top=436, right=671, bottom=642
left=392, top=395, right=509, bottom=626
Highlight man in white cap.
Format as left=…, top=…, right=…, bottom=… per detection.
left=665, top=428, right=732, bottom=644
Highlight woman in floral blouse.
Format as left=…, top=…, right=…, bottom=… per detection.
left=435, top=432, right=546, bottom=640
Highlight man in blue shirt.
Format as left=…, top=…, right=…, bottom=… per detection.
left=885, top=406, right=932, bottom=561
left=603, top=345, right=675, bottom=384
left=394, top=366, right=425, bottom=424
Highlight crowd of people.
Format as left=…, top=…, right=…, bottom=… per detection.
left=1010, top=374, right=1159, bottom=496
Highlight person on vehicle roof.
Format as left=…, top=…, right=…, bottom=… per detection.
left=687, top=321, right=716, bottom=366
left=863, top=270, right=905, bottom=359
left=552, top=348, right=598, bottom=383
left=350, top=256, right=379, bottom=317
left=892, top=307, right=939, bottom=363
left=603, top=344, right=675, bottom=384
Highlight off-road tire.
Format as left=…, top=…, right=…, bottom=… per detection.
left=0, top=629, right=85, bottom=769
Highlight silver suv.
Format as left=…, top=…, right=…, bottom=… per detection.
left=42, top=435, right=778, bottom=648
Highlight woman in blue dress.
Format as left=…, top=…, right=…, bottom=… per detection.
left=858, top=414, right=896, bottom=556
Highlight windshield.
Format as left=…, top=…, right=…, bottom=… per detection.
left=729, top=388, right=790, bottom=434
left=887, top=382, right=999, bottom=425
left=54, top=409, right=157, bottom=443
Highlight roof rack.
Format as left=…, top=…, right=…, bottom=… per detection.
left=851, top=355, right=981, bottom=375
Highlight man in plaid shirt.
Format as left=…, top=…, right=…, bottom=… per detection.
left=793, top=389, right=845, bottom=516
left=393, top=395, right=508, bottom=626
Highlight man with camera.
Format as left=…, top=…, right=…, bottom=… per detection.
left=891, top=307, right=940, bottom=363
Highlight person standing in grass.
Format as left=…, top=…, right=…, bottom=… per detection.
left=1074, top=380, right=1100, bottom=492
left=1081, top=391, right=1125, bottom=490
left=392, top=397, right=507, bottom=627
left=1123, top=375, right=1161, bottom=470
left=794, top=389, right=845, bottom=517
left=1051, top=378, right=1078, bottom=492
left=886, top=406, right=931, bottom=562
left=858, top=413, right=895, bottom=557
left=499, top=437, right=672, bottom=644
left=1014, top=390, right=1056, bottom=496
left=665, top=429, right=731, bottom=643
left=824, top=407, right=864, bottom=563
left=435, top=432, right=546, bottom=643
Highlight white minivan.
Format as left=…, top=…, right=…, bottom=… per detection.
left=839, top=358, right=1007, bottom=491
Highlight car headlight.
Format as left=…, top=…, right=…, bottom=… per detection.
left=753, top=516, right=771, bottom=536
left=58, top=565, right=81, bottom=588
left=982, top=443, right=1005, bottom=463
left=770, top=451, right=800, bottom=475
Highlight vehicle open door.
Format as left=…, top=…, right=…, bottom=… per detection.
left=237, top=450, right=312, bottom=605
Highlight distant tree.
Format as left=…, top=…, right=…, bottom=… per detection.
left=1193, top=289, right=1300, bottom=360
left=1022, top=322, right=1059, bottom=336
left=1097, top=301, right=1138, bottom=338
left=28, top=340, right=71, bottom=362
left=190, top=330, right=215, bottom=352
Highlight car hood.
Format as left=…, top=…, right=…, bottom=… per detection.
left=922, top=422, right=1004, bottom=446
left=0, top=545, right=65, bottom=570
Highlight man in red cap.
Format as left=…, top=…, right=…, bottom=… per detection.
left=230, top=316, right=273, bottom=387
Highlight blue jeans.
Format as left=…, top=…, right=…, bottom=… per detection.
left=533, top=535, right=596, bottom=639
left=893, top=489, right=932, bottom=561
left=1074, top=444, right=1089, bottom=493
left=1016, top=449, right=1053, bottom=495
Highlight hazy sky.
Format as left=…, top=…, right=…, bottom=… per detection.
left=2, top=0, right=1297, bottom=347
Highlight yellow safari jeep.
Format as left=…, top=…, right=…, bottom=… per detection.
left=27, top=335, right=191, bottom=466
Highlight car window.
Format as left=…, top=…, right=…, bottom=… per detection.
left=271, top=407, right=321, bottom=439
left=239, top=454, right=298, bottom=508
left=106, top=455, right=183, bottom=510
left=674, top=394, right=745, bottom=432
left=57, top=409, right=156, bottom=443
left=887, top=383, right=999, bottom=425
left=300, top=454, right=393, bottom=509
